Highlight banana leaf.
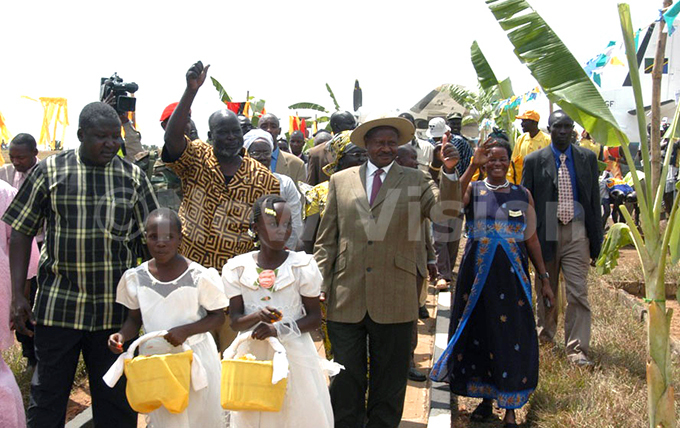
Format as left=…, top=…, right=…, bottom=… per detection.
left=471, top=41, right=517, bottom=143
left=497, top=77, right=514, bottom=101
left=471, top=41, right=516, bottom=102
left=486, top=0, right=628, bottom=147
left=288, top=102, right=328, bottom=113
left=447, top=85, right=475, bottom=106
left=326, top=83, right=341, bottom=111
left=210, top=77, right=231, bottom=103
left=471, top=41, right=499, bottom=91
left=669, top=180, right=680, bottom=265
left=595, top=223, right=634, bottom=275
left=250, top=99, right=266, bottom=127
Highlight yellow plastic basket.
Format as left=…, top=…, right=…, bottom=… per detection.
left=103, top=330, right=206, bottom=415
left=221, top=358, right=287, bottom=411
left=221, top=332, right=289, bottom=412
left=124, top=349, right=193, bottom=414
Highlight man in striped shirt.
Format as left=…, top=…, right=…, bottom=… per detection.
left=3, top=102, right=158, bottom=428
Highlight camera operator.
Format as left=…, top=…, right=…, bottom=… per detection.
left=103, top=92, right=142, bottom=162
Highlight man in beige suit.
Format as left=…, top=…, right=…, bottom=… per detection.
left=315, top=115, right=461, bottom=428
left=259, top=114, right=306, bottom=185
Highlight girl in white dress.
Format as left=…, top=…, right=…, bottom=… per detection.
left=108, top=208, right=228, bottom=427
left=222, top=195, right=338, bottom=428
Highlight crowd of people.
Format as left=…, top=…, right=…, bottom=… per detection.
left=0, top=59, right=629, bottom=428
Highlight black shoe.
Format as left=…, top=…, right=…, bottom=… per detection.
left=418, top=306, right=430, bottom=319
left=408, top=367, right=427, bottom=382
left=470, top=400, right=494, bottom=421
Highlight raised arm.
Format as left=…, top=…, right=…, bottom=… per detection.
left=461, top=140, right=491, bottom=206
left=163, top=61, right=210, bottom=162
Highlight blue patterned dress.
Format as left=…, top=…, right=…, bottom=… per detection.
left=431, top=181, right=538, bottom=409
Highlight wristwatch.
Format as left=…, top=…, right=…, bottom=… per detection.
left=537, top=272, right=550, bottom=280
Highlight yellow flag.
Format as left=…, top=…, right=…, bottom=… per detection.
left=609, top=56, right=625, bottom=67
left=0, top=111, right=12, bottom=144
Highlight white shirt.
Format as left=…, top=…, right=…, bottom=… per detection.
left=412, top=138, right=434, bottom=174
left=365, top=161, right=394, bottom=203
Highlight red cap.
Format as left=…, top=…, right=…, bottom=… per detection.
left=160, top=102, right=190, bottom=123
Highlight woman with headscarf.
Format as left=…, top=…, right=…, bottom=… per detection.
left=301, top=131, right=367, bottom=254
left=244, top=129, right=304, bottom=250
left=431, top=131, right=555, bottom=427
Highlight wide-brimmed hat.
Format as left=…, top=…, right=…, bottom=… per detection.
left=426, top=117, right=450, bottom=138
left=350, top=114, right=414, bottom=147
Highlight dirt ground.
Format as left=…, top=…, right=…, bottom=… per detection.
left=615, top=248, right=680, bottom=342
left=65, top=384, right=90, bottom=422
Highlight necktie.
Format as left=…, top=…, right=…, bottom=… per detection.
left=557, top=153, right=574, bottom=224
left=369, top=169, right=384, bottom=206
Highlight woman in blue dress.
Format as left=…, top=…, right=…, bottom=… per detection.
left=431, top=131, right=555, bottom=427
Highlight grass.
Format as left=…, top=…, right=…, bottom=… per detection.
left=2, top=342, right=88, bottom=409
left=609, top=247, right=680, bottom=284
left=451, top=270, right=680, bottom=427
left=2, top=344, right=33, bottom=408
left=527, top=272, right=679, bottom=427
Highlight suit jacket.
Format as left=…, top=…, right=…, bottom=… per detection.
left=416, top=220, right=435, bottom=307
left=416, top=221, right=435, bottom=278
left=275, top=150, right=306, bottom=186
left=522, top=144, right=603, bottom=262
left=306, top=143, right=334, bottom=186
left=314, top=163, right=461, bottom=324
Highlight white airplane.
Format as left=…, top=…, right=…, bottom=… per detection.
left=596, top=19, right=679, bottom=144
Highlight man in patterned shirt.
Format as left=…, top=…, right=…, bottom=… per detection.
left=4, top=102, right=158, bottom=428
left=163, top=61, right=280, bottom=350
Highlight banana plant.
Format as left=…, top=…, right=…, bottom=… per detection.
left=485, top=0, right=677, bottom=425
left=288, top=83, right=345, bottom=132
left=444, top=84, right=497, bottom=142
left=210, top=77, right=267, bottom=126
left=470, top=40, right=518, bottom=146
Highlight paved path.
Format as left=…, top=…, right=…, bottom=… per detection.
left=427, top=289, right=453, bottom=428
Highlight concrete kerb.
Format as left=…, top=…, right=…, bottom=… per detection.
left=64, top=407, right=93, bottom=428
left=427, top=290, right=453, bottom=427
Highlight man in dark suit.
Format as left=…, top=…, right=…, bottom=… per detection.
left=522, top=110, right=603, bottom=366
left=315, top=114, right=461, bottom=427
